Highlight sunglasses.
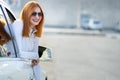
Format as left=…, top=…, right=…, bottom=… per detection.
left=32, top=12, right=43, bottom=17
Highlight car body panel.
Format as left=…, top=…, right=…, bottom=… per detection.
left=0, top=58, right=34, bottom=80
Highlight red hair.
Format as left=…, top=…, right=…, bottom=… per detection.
left=20, top=1, right=44, bottom=37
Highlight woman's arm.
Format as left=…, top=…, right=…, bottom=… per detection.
left=12, top=20, right=39, bottom=59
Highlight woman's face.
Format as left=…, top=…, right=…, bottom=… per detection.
left=30, top=7, right=42, bottom=28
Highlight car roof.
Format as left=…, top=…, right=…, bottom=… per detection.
left=0, top=0, right=8, bottom=7
left=0, top=0, right=16, bottom=19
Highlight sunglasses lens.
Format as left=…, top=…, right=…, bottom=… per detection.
left=38, top=12, right=43, bottom=16
left=32, top=12, right=37, bottom=16
left=32, top=12, right=43, bottom=17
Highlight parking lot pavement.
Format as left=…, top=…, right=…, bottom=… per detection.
left=40, top=28, right=120, bottom=80
left=44, top=28, right=105, bottom=36
left=43, top=28, right=120, bottom=38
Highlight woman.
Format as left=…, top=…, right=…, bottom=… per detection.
left=11, top=1, right=44, bottom=80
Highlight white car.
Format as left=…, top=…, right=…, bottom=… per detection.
left=87, top=19, right=102, bottom=30
left=81, top=14, right=102, bottom=30
left=114, top=21, right=120, bottom=32
left=0, top=0, right=51, bottom=80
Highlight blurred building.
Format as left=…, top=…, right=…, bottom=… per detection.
left=81, top=0, right=120, bottom=30
left=4, top=0, right=120, bottom=30
left=4, top=0, right=80, bottom=28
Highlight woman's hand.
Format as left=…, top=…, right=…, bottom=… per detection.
left=31, top=59, right=39, bottom=67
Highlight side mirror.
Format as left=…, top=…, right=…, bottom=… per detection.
left=38, top=46, right=52, bottom=61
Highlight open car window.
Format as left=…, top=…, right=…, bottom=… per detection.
left=0, top=4, right=16, bottom=57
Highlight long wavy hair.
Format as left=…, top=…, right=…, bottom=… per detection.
left=20, top=1, right=44, bottom=37
left=0, top=20, right=11, bottom=45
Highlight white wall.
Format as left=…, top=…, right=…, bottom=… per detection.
left=9, top=0, right=120, bottom=29
left=40, top=0, right=80, bottom=28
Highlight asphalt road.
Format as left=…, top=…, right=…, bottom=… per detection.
left=40, top=28, right=120, bottom=80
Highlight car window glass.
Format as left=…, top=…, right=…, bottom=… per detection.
left=0, top=5, right=15, bottom=58
left=5, top=8, right=15, bottom=23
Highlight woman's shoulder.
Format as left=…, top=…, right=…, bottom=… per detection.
left=12, top=19, right=23, bottom=26
left=12, top=19, right=23, bottom=32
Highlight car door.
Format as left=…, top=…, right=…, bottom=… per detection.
left=0, top=2, right=19, bottom=57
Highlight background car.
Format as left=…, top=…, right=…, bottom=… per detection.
left=81, top=14, right=102, bottom=30
left=0, top=0, right=51, bottom=80
left=114, top=21, right=120, bottom=32
left=87, top=19, right=102, bottom=30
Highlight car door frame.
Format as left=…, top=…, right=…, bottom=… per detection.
left=0, top=4, right=18, bottom=57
